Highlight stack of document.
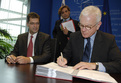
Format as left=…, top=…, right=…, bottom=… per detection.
left=61, top=20, right=76, bottom=32
left=35, top=62, right=117, bottom=83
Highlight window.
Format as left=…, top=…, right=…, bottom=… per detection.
left=0, top=0, right=30, bottom=45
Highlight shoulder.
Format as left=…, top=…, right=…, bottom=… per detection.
left=97, top=30, right=115, bottom=40
left=37, top=32, right=50, bottom=38
left=71, top=19, right=79, bottom=27
left=70, top=31, right=81, bottom=38
left=55, top=19, right=62, bottom=23
left=18, top=32, right=28, bottom=38
left=96, top=30, right=115, bottom=45
left=70, top=18, right=79, bottom=23
left=54, top=20, right=62, bottom=26
left=73, top=20, right=79, bottom=23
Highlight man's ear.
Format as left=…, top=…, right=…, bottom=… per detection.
left=69, top=11, right=70, bottom=15
left=97, top=21, right=102, bottom=30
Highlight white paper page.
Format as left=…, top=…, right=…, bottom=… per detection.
left=76, top=70, right=117, bottom=83
left=41, top=62, right=74, bottom=74
left=61, top=20, right=75, bottom=32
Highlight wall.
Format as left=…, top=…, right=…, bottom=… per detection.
left=30, top=0, right=52, bottom=35
left=30, top=0, right=121, bottom=51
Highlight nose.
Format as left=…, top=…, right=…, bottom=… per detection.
left=81, top=27, right=87, bottom=31
left=34, top=23, right=39, bottom=27
left=33, top=23, right=36, bottom=27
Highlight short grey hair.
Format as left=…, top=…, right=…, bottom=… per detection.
left=79, top=5, right=102, bottom=22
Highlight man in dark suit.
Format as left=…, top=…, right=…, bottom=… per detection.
left=57, top=6, right=121, bottom=73
left=53, top=5, right=80, bottom=58
left=6, top=12, right=51, bottom=64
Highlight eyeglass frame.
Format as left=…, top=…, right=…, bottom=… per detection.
left=29, top=22, right=40, bottom=25
left=79, top=22, right=99, bottom=30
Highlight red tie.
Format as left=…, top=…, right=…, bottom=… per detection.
left=27, top=35, right=33, bottom=57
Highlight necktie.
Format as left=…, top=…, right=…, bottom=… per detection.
left=82, top=38, right=91, bottom=62
left=27, top=35, right=33, bottom=57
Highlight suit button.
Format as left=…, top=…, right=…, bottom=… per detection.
left=59, top=42, right=61, bottom=45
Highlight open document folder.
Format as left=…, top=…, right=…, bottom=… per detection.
left=61, top=20, right=76, bottom=32
left=35, top=62, right=117, bottom=83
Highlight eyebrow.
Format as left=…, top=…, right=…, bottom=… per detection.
left=80, top=23, right=93, bottom=26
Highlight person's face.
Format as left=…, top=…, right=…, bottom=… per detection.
left=79, top=15, right=101, bottom=38
left=61, top=7, right=70, bottom=19
left=27, top=18, right=40, bottom=35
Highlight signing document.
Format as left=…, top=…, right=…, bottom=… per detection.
left=35, top=62, right=117, bottom=83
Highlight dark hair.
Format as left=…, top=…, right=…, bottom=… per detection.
left=27, top=12, right=40, bottom=23
left=58, top=5, right=70, bottom=16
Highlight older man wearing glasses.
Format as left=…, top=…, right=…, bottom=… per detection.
left=57, top=6, right=121, bottom=73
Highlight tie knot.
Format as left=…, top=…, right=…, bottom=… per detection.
left=87, top=38, right=90, bottom=42
left=86, top=37, right=90, bottom=42
left=63, top=19, right=66, bottom=22
left=31, top=35, right=33, bottom=38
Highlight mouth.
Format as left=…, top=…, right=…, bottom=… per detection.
left=33, top=28, right=38, bottom=31
left=82, top=32, right=88, bottom=36
left=64, top=15, right=67, bottom=17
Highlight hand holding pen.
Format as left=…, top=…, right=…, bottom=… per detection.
left=57, top=52, right=67, bottom=67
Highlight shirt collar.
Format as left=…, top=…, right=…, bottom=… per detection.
left=90, top=31, right=97, bottom=41
left=28, top=32, right=38, bottom=38
left=63, top=17, right=70, bottom=22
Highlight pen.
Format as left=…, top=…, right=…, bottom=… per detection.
left=61, top=52, right=63, bottom=62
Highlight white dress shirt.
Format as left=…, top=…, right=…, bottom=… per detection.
left=84, top=31, right=106, bottom=72
left=28, top=32, right=38, bottom=63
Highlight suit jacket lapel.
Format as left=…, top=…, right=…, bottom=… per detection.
left=59, top=19, right=63, bottom=24
left=58, top=20, right=63, bottom=30
left=91, top=31, right=103, bottom=62
left=77, top=32, right=84, bottom=61
left=34, top=32, right=39, bottom=55
left=34, top=32, right=43, bottom=56
left=25, top=33, right=28, bottom=56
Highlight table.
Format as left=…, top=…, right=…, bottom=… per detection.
left=0, top=59, right=121, bottom=83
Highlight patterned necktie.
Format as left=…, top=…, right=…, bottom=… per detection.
left=27, top=35, right=33, bottom=57
left=82, top=38, right=91, bottom=62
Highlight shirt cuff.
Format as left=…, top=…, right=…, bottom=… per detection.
left=98, top=62, right=106, bottom=72
left=29, top=57, right=34, bottom=63
left=6, top=55, right=11, bottom=60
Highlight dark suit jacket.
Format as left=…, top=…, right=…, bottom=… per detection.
left=53, top=18, right=80, bottom=58
left=10, top=32, right=51, bottom=63
left=63, top=30, right=121, bottom=73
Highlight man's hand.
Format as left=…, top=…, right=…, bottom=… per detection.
left=57, top=56, right=67, bottom=67
left=6, top=55, right=17, bottom=64
left=63, top=27, right=68, bottom=35
left=16, top=56, right=31, bottom=64
left=73, top=62, right=96, bottom=70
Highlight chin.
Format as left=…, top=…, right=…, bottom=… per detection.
left=63, top=17, right=68, bottom=19
left=34, top=29, right=38, bottom=32
left=82, top=35, right=89, bottom=38
left=34, top=31, right=38, bottom=33
left=32, top=31, right=38, bottom=34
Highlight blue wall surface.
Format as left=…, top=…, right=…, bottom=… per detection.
left=30, top=0, right=121, bottom=51
left=30, top=0, right=52, bottom=35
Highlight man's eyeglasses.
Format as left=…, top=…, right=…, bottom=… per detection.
left=79, top=22, right=98, bottom=30
left=29, top=22, right=40, bottom=25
